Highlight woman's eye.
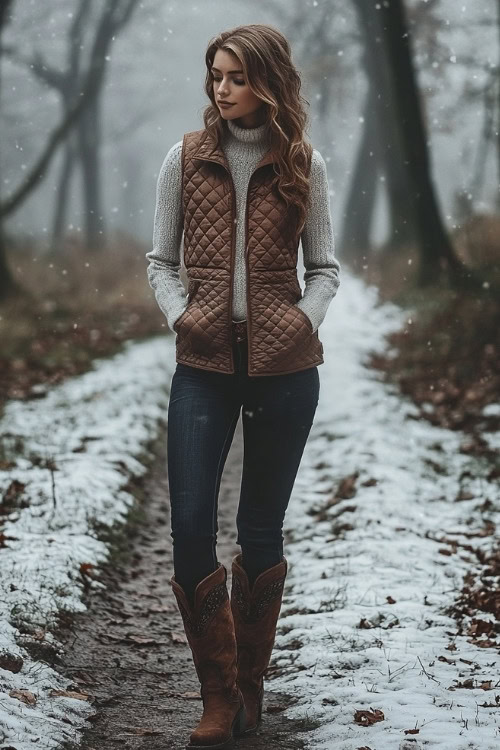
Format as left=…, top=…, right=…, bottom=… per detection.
left=213, top=77, right=245, bottom=86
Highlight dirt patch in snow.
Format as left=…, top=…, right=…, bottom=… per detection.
left=55, top=423, right=316, bottom=750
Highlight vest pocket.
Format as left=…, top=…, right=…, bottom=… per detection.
left=173, top=279, right=201, bottom=333
left=281, top=303, right=314, bottom=348
left=292, top=304, right=313, bottom=334
left=175, top=276, right=228, bottom=355
left=187, top=277, right=202, bottom=300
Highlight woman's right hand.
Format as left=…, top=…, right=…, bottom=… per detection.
left=172, top=305, right=188, bottom=333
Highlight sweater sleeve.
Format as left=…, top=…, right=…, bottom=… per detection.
left=295, top=148, right=341, bottom=333
left=145, top=140, right=188, bottom=332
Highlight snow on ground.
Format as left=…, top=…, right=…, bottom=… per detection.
left=0, top=337, right=174, bottom=749
left=0, top=271, right=498, bottom=750
left=271, top=273, right=500, bottom=750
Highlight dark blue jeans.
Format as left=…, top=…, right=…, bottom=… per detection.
left=167, top=335, right=320, bottom=601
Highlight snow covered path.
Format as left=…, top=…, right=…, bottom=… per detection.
left=270, top=274, right=500, bottom=750
left=0, top=337, right=175, bottom=748
left=0, top=271, right=498, bottom=749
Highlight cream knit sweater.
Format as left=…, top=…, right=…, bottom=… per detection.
left=146, top=118, right=340, bottom=333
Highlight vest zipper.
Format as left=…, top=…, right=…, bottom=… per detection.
left=244, top=164, right=269, bottom=375
left=194, top=155, right=270, bottom=375
left=194, top=156, right=237, bottom=373
left=244, top=176, right=251, bottom=372
left=228, top=177, right=237, bottom=373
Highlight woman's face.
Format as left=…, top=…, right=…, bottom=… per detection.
left=211, top=48, right=265, bottom=128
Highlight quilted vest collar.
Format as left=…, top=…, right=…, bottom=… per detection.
left=191, top=126, right=278, bottom=173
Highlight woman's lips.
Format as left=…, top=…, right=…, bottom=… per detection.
left=218, top=101, right=235, bottom=108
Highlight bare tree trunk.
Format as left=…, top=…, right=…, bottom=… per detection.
left=0, top=224, right=17, bottom=300
left=496, top=0, right=500, bottom=210
left=339, top=84, right=379, bottom=265
left=75, top=0, right=139, bottom=251
left=0, top=0, right=140, bottom=255
left=378, top=0, right=469, bottom=286
left=121, top=149, right=140, bottom=237
left=351, top=0, right=417, bottom=253
left=0, top=0, right=18, bottom=299
left=469, top=71, right=496, bottom=208
left=78, top=100, right=104, bottom=250
left=51, top=131, right=78, bottom=252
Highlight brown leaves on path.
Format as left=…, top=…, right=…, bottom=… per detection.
left=353, top=707, right=385, bottom=726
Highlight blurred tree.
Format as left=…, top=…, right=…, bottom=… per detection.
left=375, top=0, right=470, bottom=286
left=338, top=76, right=379, bottom=267
left=33, top=0, right=94, bottom=254
left=3, top=0, right=140, bottom=255
left=75, top=1, right=140, bottom=252
left=454, top=56, right=499, bottom=213
left=346, top=0, right=418, bottom=264
left=0, top=1, right=133, bottom=299
left=0, top=0, right=18, bottom=299
left=254, top=0, right=479, bottom=288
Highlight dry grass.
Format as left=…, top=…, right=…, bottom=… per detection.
left=7, top=230, right=161, bottom=312
left=356, top=218, right=500, bottom=440
left=0, top=232, right=171, bottom=407
left=358, top=213, right=500, bottom=304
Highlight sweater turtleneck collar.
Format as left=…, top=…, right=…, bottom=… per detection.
left=225, top=117, right=268, bottom=145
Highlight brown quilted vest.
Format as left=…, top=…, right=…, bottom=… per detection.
left=173, top=127, right=324, bottom=376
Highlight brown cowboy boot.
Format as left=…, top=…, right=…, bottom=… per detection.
left=229, top=553, right=288, bottom=736
left=170, top=563, right=246, bottom=749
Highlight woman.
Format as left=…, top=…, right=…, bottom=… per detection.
left=146, top=23, right=340, bottom=749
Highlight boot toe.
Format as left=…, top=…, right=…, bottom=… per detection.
left=189, top=726, right=228, bottom=746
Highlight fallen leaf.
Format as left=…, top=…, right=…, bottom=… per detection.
left=358, top=617, right=375, bottom=629
left=455, top=490, right=475, bottom=501
left=467, top=618, right=496, bottom=638
left=479, top=681, right=493, bottom=690
left=9, top=689, right=36, bottom=705
left=453, top=678, right=474, bottom=689
left=336, top=472, right=359, bottom=499
left=353, top=707, right=384, bottom=726
left=31, top=628, right=46, bottom=641
left=437, top=655, right=455, bottom=664
left=467, top=638, right=498, bottom=648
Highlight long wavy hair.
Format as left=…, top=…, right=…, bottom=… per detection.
left=202, top=24, right=313, bottom=243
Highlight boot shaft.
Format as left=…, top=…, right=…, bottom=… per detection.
left=170, top=563, right=239, bottom=696
left=230, top=554, right=288, bottom=629
left=230, top=553, right=288, bottom=736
